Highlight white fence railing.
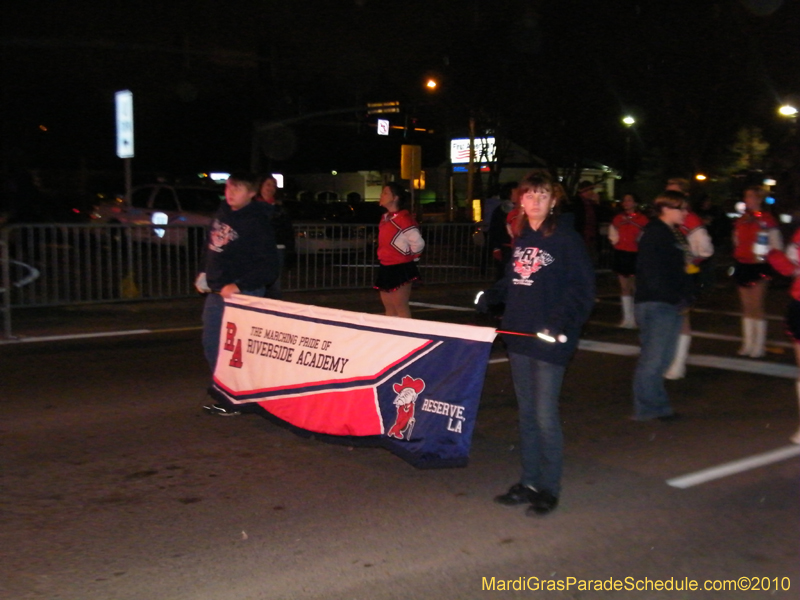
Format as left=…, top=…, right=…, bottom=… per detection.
left=1, top=222, right=498, bottom=338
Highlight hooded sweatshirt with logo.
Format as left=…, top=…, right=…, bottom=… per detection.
left=500, top=223, right=596, bottom=365
left=203, top=200, right=278, bottom=292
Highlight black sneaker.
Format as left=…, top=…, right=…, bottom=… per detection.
left=202, top=402, right=241, bottom=417
left=526, top=491, right=559, bottom=517
left=494, top=483, right=539, bottom=506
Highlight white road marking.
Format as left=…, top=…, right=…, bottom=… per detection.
left=666, top=445, right=800, bottom=488
left=489, top=339, right=799, bottom=378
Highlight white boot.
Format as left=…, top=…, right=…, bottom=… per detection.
left=664, top=334, right=691, bottom=380
left=749, top=319, right=767, bottom=358
left=792, top=381, right=800, bottom=445
left=737, top=317, right=754, bottom=356
left=620, top=296, right=636, bottom=329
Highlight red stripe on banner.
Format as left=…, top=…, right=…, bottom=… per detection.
left=256, top=388, right=383, bottom=436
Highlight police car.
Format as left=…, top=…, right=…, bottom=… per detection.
left=91, top=184, right=223, bottom=245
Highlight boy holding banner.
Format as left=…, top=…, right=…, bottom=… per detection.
left=195, top=172, right=278, bottom=415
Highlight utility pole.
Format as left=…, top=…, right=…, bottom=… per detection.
left=466, top=116, right=476, bottom=220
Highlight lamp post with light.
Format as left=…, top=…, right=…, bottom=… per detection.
left=778, top=103, right=797, bottom=136
left=424, top=75, right=479, bottom=222
left=622, top=115, right=635, bottom=179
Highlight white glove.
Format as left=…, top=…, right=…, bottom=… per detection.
left=195, top=272, right=211, bottom=293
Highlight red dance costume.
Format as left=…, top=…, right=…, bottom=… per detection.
left=610, top=211, right=648, bottom=252
left=734, top=211, right=779, bottom=264
left=377, top=210, right=424, bottom=265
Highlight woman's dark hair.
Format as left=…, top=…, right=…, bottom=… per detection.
left=621, top=192, right=639, bottom=204
left=384, top=182, right=409, bottom=210
left=511, top=170, right=565, bottom=238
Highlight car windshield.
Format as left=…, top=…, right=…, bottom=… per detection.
left=177, top=189, right=223, bottom=213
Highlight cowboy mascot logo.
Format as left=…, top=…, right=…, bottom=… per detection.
left=386, top=375, right=425, bottom=440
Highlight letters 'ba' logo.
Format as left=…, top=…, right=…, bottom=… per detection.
left=513, top=246, right=554, bottom=283
left=386, top=375, right=425, bottom=440
left=224, top=321, right=243, bottom=368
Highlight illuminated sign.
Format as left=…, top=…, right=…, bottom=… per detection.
left=115, top=90, right=134, bottom=158
left=450, top=137, right=496, bottom=164
left=377, top=119, right=390, bottom=136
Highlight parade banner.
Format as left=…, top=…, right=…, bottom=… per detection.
left=211, top=295, right=497, bottom=468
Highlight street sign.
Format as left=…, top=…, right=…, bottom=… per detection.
left=367, top=101, right=400, bottom=114
left=377, top=119, right=390, bottom=136
left=115, top=90, right=134, bottom=158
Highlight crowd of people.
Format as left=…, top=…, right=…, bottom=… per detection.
left=191, top=169, right=800, bottom=519
left=486, top=171, right=800, bottom=518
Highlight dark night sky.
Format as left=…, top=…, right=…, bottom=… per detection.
left=2, top=0, right=799, bottom=182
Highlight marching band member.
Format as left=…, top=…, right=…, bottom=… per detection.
left=732, top=186, right=782, bottom=358
left=608, top=193, right=649, bottom=328
left=374, top=182, right=425, bottom=318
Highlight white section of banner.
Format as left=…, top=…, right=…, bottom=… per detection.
left=214, top=295, right=497, bottom=399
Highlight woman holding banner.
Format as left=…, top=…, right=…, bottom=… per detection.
left=374, top=182, right=425, bottom=318
left=494, top=171, right=595, bottom=517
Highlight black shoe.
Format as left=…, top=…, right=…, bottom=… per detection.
left=202, top=402, right=241, bottom=417
left=526, top=491, right=558, bottom=517
left=494, top=483, right=539, bottom=506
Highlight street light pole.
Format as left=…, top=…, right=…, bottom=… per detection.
left=622, top=115, right=636, bottom=179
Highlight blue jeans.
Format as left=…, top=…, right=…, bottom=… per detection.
left=632, top=301, right=683, bottom=419
left=202, top=288, right=265, bottom=373
left=508, top=352, right=567, bottom=496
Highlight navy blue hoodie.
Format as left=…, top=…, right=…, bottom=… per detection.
left=203, top=200, right=278, bottom=292
left=500, top=223, right=596, bottom=365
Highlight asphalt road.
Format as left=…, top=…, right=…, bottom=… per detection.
left=1, top=276, right=799, bottom=599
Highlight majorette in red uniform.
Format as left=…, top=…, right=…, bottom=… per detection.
left=608, top=198, right=649, bottom=329
left=376, top=209, right=425, bottom=267
left=732, top=200, right=782, bottom=358
left=609, top=210, right=649, bottom=253
left=374, top=183, right=425, bottom=318
left=767, top=228, right=800, bottom=444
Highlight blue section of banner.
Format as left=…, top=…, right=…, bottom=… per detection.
left=376, top=339, right=493, bottom=468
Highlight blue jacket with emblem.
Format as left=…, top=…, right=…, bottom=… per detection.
left=203, top=200, right=278, bottom=292
left=500, top=222, right=596, bottom=365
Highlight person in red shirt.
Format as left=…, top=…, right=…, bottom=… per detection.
left=732, top=186, right=782, bottom=357
left=766, top=229, right=800, bottom=444
left=374, top=183, right=425, bottom=318
left=608, top=193, right=649, bottom=328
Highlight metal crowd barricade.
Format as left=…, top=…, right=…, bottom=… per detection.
left=1, top=221, right=496, bottom=338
